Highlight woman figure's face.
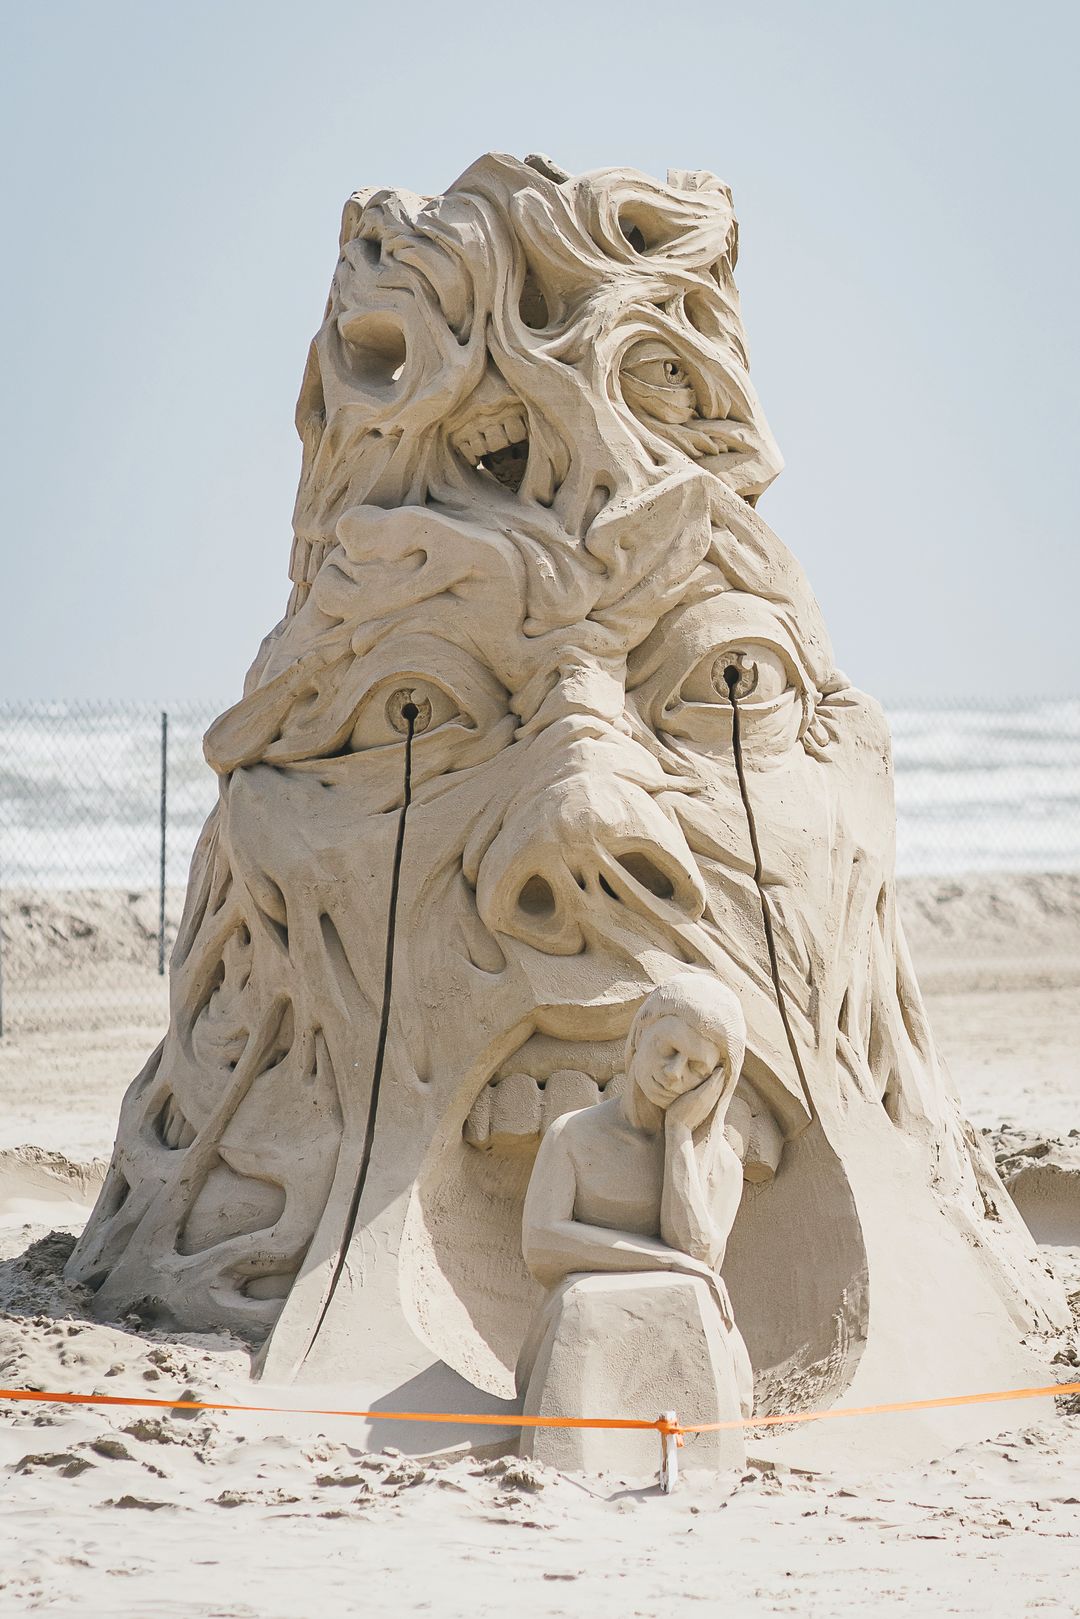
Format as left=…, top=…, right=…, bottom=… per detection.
left=630, top=1014, right=724, bottom=1111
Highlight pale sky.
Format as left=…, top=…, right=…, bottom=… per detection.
left=2, top=0, right=1076, bottom=704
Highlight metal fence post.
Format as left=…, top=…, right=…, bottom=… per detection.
left=158, top=710, right=168, bottom=976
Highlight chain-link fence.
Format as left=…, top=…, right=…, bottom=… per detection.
left=1, top=696, right=1078, bottom=1040
left=0, top=702, right=220, bottom=1040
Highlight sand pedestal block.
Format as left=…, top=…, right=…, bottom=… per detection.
left=520, top=1273, right=746, bottom=1475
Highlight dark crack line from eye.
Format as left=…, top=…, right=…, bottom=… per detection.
left=300, top=702, right=418, bottom=1364
left=724, top=669, right=817, bottom=1125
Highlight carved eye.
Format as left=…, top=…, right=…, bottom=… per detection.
left=679, top=643, right=792, bottom=706
left=636, top=355, right=691, bottom=389
left=621, top=340, right=698, bottom=426
left=346, top=678, right=464, bottom=751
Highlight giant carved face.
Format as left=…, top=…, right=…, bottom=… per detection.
left=71, top=155, right=1058, bottom=1406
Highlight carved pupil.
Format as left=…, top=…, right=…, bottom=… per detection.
left=386, top=689, right=432, bottom=734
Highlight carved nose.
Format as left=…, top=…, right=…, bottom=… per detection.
left=475, top=766, right=706, bottom=956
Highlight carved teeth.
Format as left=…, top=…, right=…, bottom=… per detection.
left=452, top=409, right=528, bottom=468
left=464, top=1067, right=606, bottom=1152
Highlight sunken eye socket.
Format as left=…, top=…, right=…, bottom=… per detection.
left=678, top=643, right=792, bottom=706
left=337, top=313, right=407, bottom=387
left=346, top=679, right=465, bottom=752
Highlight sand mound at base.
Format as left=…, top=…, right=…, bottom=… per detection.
left=899, top=873, right=1080, bottom=992
left=0, top=1146, right=105, bottom=1227
left=1008, top=1163, right=1080, bottom=1247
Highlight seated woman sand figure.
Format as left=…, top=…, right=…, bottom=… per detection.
left=518, top=972, right=753, bottom=1472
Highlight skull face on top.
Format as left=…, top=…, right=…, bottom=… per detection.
left=69, top=155, right=1062, bottom=1411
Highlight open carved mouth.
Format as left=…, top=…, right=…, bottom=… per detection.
left=450, top=404, right=530, bottom=492
left=463, top=1027, right=627, bottom=1152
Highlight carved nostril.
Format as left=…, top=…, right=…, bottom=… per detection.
left=517, top=875, right=557, bottom=919
left=616, top=852, right=676, bottom=901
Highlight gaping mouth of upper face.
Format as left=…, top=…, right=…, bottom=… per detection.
left=449, top=401, right=530, bottom=492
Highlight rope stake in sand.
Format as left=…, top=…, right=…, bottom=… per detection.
left=658, top=1408, right=682, bottom=1494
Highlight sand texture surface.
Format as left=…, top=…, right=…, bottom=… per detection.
left=0, top=873, right=1078, bottom=1616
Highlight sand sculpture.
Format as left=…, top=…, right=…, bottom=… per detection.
left=68, top=152, right=1067, bottom=1464
left=519, top=974, right=752, bottom=1471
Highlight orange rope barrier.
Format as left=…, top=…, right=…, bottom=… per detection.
left=0, top=1389, right=656, bottom=1429
left=1, top=1380, right=1077, bottom=1434
left=679, top=1380, right=1080, bottom=1433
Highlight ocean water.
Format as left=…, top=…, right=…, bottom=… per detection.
left=0, top=703, right=221, bottom=891
left=0, top=698, right=1077, bottom=888
left=889, top=697, right=1080, bottom=875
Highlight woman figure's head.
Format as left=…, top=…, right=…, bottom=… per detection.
left=624, top=972, right=745, bottom=1129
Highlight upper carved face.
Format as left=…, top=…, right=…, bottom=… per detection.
left=286, top=153, right=783, bottom=598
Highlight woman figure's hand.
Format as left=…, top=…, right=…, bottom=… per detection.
left=664, top=1249, right=734, bottom=1329
left=665, top=1075, right=720, bottom=1135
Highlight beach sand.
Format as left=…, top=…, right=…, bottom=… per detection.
left=0, top=874, right=1077, bottom=1617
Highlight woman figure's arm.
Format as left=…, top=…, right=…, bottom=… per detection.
left=661, top=1092, right=743, bottom=1270
left=523, top=1116, right=728, bottom=1309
